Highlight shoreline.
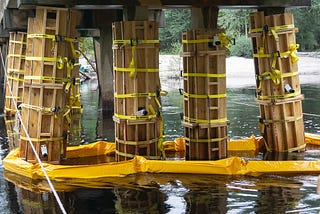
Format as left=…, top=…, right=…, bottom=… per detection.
left=159, top=53, right=320, bottom=89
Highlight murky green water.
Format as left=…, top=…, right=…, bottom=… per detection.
left=0, top=79, right=320, bottom=213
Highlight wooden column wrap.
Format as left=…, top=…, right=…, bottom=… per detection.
left=182, top=28, right=228, bottom=160
left=20, top=7, right=79, bottom=163
left=250, top=12, right=305, bottom=152
left=113, top=21, right=163, bottom=161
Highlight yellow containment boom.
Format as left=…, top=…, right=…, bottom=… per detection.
left=3, top=133, right=320, bottom=180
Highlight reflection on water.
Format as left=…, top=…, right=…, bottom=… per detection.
left=1, top=80, right=320, bottom=213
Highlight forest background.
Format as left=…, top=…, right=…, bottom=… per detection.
left=159, top=0, right=320, bottom=57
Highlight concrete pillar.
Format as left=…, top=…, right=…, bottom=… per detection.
left=191, top=6, right=219, bottom=29
left=93, top=27, right=114, bottom=113
left=0, top=41, right=7, bottom=114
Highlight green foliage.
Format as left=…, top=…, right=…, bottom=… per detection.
left=159, top=9, right=191, bottom=54
left=218, top=9, right=254, bottom=37
left=229, top=35, right=252, bottom=58
left=289, top=0, right=320, bottom=51
left=83, top=37, right=95, bottom=57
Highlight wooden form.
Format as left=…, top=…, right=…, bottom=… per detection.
left=113, top=21, right=163, bottom=161
left=250, top=12, right=305, bottom=152
left=181, top=29, right=228, bottom=160
left=5, top=116, right=20, bottom=151
left=4, top=32, right=27, bottom=116
left=20, top=7, right=79, bottom=163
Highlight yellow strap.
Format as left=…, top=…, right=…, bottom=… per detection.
left=183, top=73, right=226, bottom=78
left=280, top=44, right=300, bottom=63
left=10, top=40, right=27, bottom=45
left=182, top=33, right=232, bottom=48
left=183, top=92, right=226, bottom=99
left=250, top=24, right=295, bottom=33
left=258, top=71, right=299, bottom=89
left=113, top=39, right=159, bottom=46
left=257, top=69, right=281, bottom=89
left=5, top=120, right=16, bottom=124
left=20, top=104, right=54, bottom=113
left=114, top=92, right=156, bottom=99
left=27, top=33, right=84, bottom=59
left=26, top=56, right=60, bottom=63
left=24, top=75, right=68, bottom=83
left=114, top=66, right=158, bottom=73
left=185, top=136, right=227, bottom=143
left=182, top=38, right=213, bottom=44
left=5, top=95, right=21, bottom=99
left=7, top=76, right=24, bottom=82
left=20, top=136, right=64, bottom=142
left=184, top=116, right=227, bottom=124
left=258, top=90, right=301, bottom=100
left=7, top=54, right=25, bottom=58
left=114, top=113, right=157, bottom=120
left=217, top=33, right=233, bottom=48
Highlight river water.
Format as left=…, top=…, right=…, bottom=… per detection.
left=0, top=56, right=320, bottom=213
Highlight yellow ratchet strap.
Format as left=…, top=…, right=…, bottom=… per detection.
left=250, top=24, right=295, bottom=34
left=7, top=54, right=25, bottom=59
left=257, top=71, right=299, bottom=90
left=7, top=76, right=24, bottom=82
left=10, top=40, right=27, bottom=45
left=27, top=34, right=84, bottom=58
left=183, top=92, right=226, bottom=99
left=114, top=113, right=157, bottom=120
left=114, top=92, right=157, bottom=98
left=182, top=38, right=213, bottom=44
left=5, top=95, right=21, bottom=100
left=113, top=39, right=159, bottom=77
left=280, top=44, right=300, bottom=63
left=258, top=89, right=301, bottom=100
left=24, top=75, right=67, bottom=83
left=184, top=116, right=227, bottom=124
left=20, top=104, right=56, bottom=113
left=257, top=69, right=281, bottom=89
left=20, top=136, right=64, bottom=142
left=114, top=67, right=159, bottom=73
left=182, top=33, right=233, bottom=48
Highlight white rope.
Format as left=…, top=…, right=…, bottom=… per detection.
left=0, top=46, right=67, bottom=214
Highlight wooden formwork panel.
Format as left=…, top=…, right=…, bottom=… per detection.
left=184, top=124, right=228, bottom=160
left=20, top=84, right=66, bottom=163
left=4, top=32, right=27, bottom=115
left=20, top=7, right=79, bottom=163
left=113, top=21, right=162, bottom=160
left=182, top=29, right=227, bottom=123
left=257, top=97, right=305, bottom=152
left=249, top=12, right=300, bottom=100
left=115, top=120, right=161, bottom=161
left=4, top=116, right=20, bottom=151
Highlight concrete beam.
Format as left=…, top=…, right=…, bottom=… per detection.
left=13, top=0, right=310, bottom=9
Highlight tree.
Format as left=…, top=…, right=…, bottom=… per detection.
left=159, top=9, right=191, bottom=54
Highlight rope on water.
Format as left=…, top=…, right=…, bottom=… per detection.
left=0, top=47, right=67, bottom=214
